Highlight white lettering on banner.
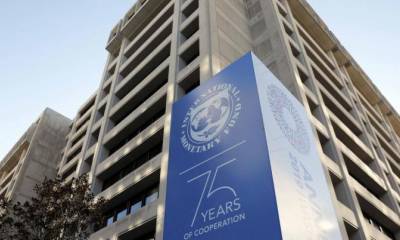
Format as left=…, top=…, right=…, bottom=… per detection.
left=200, top=198, right=241, bottom=222
left=266, top=84, right=310, bottom=155
left=180, top=156, right=247, bottom=239
left=177, top=83, right=247, bottom=238
left=183, top=213, right=246, bottom=240
left=290, top=153, right=328, bottom=240
left=181, top=83, right=241, bottom=153
left=186, top=159, right=238, bottom=227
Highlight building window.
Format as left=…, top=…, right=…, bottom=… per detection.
left=130, top=201, right=142, bottom=214
left=116, top=208, right=128, bottom=221
left=363, top=212, right=395, bottom=239
left=106, top=216, right=114, bottom=226
left=145, top=190, right=158, bottom=205
left=101, top=184, right=159, bottom=228
left=102, top=142, right=163, bottom=191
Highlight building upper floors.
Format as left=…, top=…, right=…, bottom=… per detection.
left=1, top=108, right=71, bottom=203
left=0, top=123, right=35, bottom=199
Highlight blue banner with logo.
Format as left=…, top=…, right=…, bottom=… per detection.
left=163, top=53, right=342, bottom=240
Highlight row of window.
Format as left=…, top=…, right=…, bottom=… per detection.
left=104, top=185, right=159, bottom=228
left=61, top=165, right=77, bottom=180
left=363, top=212, right=394, bottom=239
left=102, top=142, right=163, bottom=190
left=107, top=107, right=165, bottom=156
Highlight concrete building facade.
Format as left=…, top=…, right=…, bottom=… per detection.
left=0, top=108, right=71, bottom=203
left=57, top=0, right=400, bottom=239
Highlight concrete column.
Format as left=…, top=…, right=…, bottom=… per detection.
left=89, top=35, right=129, bottom=194
left=76, top=55, right=115, bottom=180
left=155, top=0, right=183, bottom=239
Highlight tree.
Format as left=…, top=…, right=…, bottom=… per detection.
left=0, top=175, right=107, bottom=240
left=0, top=196, right=20, bottom=240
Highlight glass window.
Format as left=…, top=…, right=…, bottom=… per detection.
left=130, top=201, right=142, bottom=214
left=106, top=216, right=114, bottom=226
left=116, top=208, right=128, bottom=221
left=145, top=191, right=158, bottom=205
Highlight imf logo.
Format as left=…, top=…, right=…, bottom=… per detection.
left=266, top=84, right=310, bottom=154
left=180, top=83, right=241, bottom=153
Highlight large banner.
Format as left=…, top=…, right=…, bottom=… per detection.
left=163, top=53, right=342, bottom=240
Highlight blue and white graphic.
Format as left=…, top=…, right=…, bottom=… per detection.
left=180, top=83, right=241, bottom=153
left=266, top=84, right=310, bottom=154
left=163, top=53, right=342, bottom=240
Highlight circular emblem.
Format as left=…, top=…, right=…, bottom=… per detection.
left=266, top=84, right=310, bottom=154
left=181, top=83, right=241, bottom=153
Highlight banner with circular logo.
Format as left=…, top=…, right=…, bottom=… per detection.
left=163, top=53, right=342, bottom=240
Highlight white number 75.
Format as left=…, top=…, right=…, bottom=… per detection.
left=186, top=158, right=238, bottom=227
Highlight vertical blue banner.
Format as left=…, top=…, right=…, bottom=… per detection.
left=163, top=53, right=342, bottom=240
left=163, top=54, right=281, bottom=240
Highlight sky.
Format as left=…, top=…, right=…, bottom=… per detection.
left=0, top=1, right=399, bottom=160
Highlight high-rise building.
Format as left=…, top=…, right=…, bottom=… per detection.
left=57, top=0, right=400, bottom=239
left=0, top=108, right=71, bottom=203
